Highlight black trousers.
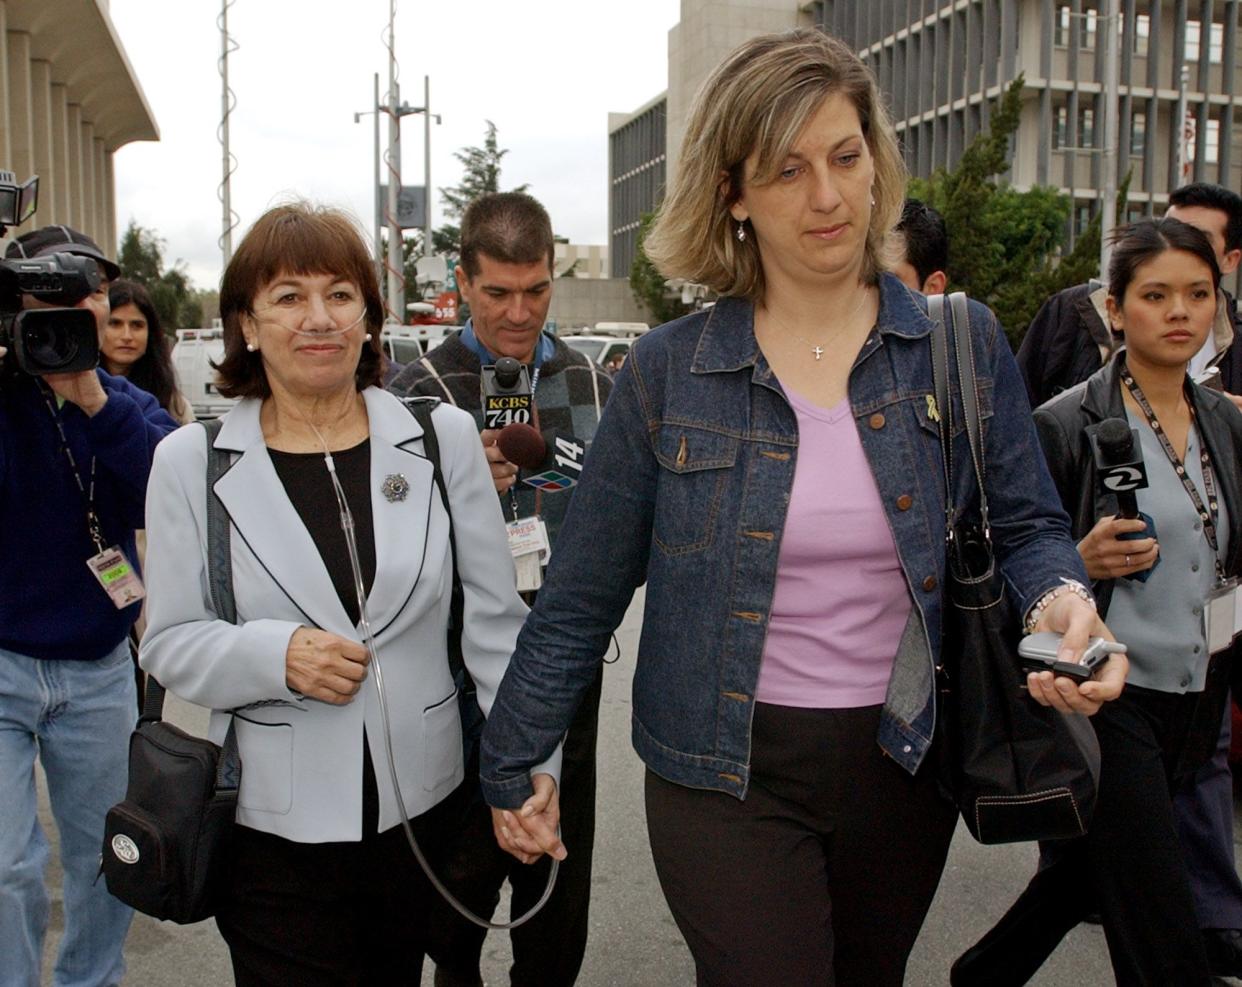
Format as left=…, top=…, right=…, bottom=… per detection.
left=644, top=703, right=958, bottom=987
left=428, top=665, right=603, bottom=987
left=953, top=686, right=1211, bottom=987
left=215, top=771, right=470, bottom=987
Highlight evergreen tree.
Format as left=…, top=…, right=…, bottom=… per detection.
left=434, top=121, right=529, bottom=258
left=116, top=221, right=198, bottom=331
left=629, top=212, right=687, bottom=325
left=906, top=75, right=1122, bottom=347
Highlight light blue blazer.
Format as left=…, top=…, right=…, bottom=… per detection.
left=140, top=386, right=553, bottom=842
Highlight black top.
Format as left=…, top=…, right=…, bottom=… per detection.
left=268, top=440, right=376, bottom=626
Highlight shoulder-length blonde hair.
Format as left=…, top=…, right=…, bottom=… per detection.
left=644, top=28, right=905, bottom=303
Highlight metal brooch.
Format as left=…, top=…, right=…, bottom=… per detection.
left=381, top=473, right=410, bottom=503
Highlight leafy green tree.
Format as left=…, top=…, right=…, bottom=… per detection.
left=116, top=221, right=198, bottom=331
left=434, top=121, right=529, bottom=258
left=630, top=212, right=687, bottom=325
left=906, top=76, right=1120, bottom=347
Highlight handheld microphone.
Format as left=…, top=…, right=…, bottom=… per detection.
left=481, top=357, right=533, bottom=429
left=1090, top=418, right=1148, bottom=519
left=497, top=422, right=586, bottom=492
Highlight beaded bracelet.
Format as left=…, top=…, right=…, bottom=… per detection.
left=1023, top=578, right=1095, bottom=635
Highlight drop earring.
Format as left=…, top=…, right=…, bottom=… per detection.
left=736, top=221, right=747, bottom=242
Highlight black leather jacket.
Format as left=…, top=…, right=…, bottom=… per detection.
left=1033, top=357, right=1242, bottom=772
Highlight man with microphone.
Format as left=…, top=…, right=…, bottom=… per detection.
left=389, top=191, right=612, bottom=987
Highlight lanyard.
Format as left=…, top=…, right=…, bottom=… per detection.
left=1121, top=367, right=1225, bottom=581
left=38, top=384, right=107, bottom=554
left=507, top=365, right=541, bottom=522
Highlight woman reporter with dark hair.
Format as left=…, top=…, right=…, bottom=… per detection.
left=104, top=280, right=193, bottom=423
left=955, top=218, right=1242, bottom=985
left=139, top=203, right=553, bottom=984
left=477, top=28, right=1124, bottom=986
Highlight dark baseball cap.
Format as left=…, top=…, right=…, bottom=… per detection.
left=5, top=224, right=121, bottom=281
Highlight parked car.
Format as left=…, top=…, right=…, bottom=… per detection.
left=381, top=323, right=453, bottom=365
left=561, top=322, right=649, bottom=370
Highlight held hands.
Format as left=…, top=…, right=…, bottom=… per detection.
left=1077, top=515, right=1158, bottom=580
left=480, top=428, right=519, bottom=494
left=284, top=627, right=369, bottom=704
left=490, top=773, right=566, bottom=865
left=1026, top=592, right=1127, bottom=715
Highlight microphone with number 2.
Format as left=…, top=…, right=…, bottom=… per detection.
left=1091, top=416, right=1156, bottom=579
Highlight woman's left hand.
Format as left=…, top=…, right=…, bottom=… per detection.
left=490, top=773, right=566, bottom=865
left=1026, top=592, right=1128, bottom=715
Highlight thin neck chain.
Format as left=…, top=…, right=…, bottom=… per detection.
left=762, top=283, right=871, bottom=362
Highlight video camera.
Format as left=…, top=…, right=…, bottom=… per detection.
left=0, top=171, right=101, bottom=376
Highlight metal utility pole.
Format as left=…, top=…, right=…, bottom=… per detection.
left=385, top=0, right=404, bottom=321
left=370, top=73, right=381, bottom=281
left=1099, top=0, right=1120, bottom=276
left=423, top=75, right=432, bottom=256
left=218, top=0, right=238, bottom=267
left=1176, top=64, right=1192, bottom=186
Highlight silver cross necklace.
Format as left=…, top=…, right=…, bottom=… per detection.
left=761, top=283, right=872, bottom=361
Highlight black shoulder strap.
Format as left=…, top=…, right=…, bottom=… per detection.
left=403, top=398, right=468, bottom=686
left=929, top=292, right=988, bottom=535
left=140, top=418, right=239, bottom=788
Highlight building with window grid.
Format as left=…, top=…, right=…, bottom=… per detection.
left=609, top=0, right=1241, bottom=277
left=815, top=0, right=1241, bottom=239
left=0, top=0, right=156, bottom=254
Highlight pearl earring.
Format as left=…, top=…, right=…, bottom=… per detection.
left=736, top=221, right=746, bottom=243
left=364, top=333, right=373, bottom=342
left=246, top=342, right=257, bottom=353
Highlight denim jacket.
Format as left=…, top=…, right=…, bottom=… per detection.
left=480, top=274, right=1088, bottom=808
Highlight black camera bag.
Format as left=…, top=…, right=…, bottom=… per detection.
left=101, top=418, right=241, bottom=922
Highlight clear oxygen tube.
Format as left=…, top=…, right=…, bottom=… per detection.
left=311, top=421, right=558, bottom=930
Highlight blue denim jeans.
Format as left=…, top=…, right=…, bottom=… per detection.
left=0, top=640, right=135, bottom=987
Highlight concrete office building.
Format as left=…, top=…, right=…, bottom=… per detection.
left=609, top=0, right=1242, bottom=276
left=0, top=0, right=156, bottom=253
left=817, top=0, right=1241, bottom=233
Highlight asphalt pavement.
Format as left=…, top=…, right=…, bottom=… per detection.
left=35, top=587, right=1242, bottom=985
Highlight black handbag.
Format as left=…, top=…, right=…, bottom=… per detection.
left=929, top=292, right=1101, bottom=845
left=101, top=418, right=241, bottom=923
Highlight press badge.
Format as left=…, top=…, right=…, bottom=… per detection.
left=507, top=516, right=549, bottom=559
left=1205, top=579, right=1238, bottom=655
left=508, top=516, right=549, bottom=593
left=87, top=546, right=146, bottom=609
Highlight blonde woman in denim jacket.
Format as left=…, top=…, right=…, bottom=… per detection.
left=480, top=29, right=1127, bottom=987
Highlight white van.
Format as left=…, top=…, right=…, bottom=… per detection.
left=171, top=326, right=235, bottom=420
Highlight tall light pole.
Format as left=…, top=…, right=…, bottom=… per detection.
left=1099, top=0, right=1120, bottom=276
left=385, top=0, right=404, bottom=321
left=353, top=73, right=382, bottom=284
left=410, top=75, right=439, bottom=257
left=218, top=0, right=239, bottom=268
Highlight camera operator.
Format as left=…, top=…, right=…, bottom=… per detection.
left=0, top=226, right=179, bottom=987
left=390, top=192, right=612, bottom=987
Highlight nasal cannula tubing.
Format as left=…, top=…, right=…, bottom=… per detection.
left=307, top=418, right=557, bottom=930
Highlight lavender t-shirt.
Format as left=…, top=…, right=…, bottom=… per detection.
left=755, top=387, right=912, bottom=708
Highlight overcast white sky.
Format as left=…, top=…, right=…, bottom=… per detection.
left=108, top=0, right=681, bottom=290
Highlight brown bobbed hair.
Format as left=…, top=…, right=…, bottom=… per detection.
left=214, top=202, right=385, bottom=399
left=643, top=28, right=906, bottom=304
